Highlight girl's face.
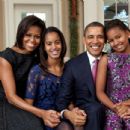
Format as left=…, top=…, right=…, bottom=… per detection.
left=44, top=32, right=62, bottom=60
left=23, top=26, right=41, bottom=53
left=107, top=27, right=130, bottom=53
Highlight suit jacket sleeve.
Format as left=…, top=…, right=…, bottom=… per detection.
left=56, top=61, right=74, bottom=111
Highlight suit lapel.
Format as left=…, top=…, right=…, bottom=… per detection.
left=81, top=53, right=95, bottom=97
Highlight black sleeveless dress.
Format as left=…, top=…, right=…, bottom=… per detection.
left=0, top=48, right=44, bottom=130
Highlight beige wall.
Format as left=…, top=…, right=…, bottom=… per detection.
left=0, top=0, right=72, bottom=57
left=0, top=0, right=106, bottom=54
left=61, top=0, right=70, bottom=58
left=0, top=0, right=4, bottom=50
left=78, top=0, right=84, bottom=53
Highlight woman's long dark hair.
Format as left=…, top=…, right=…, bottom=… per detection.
left=15, top=15, right=46, bottom=58
left=15, top=15, right=46, bottom=48
left=39, top=26, right=67, bottom=74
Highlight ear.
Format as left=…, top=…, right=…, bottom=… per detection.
left=83, top=36, right=86, bottom=46
left=82, top=36, right=87, bottom=51
left=126, top=30, right=130, bottom=37
left=128, top=32, right=130, bottom=42
left=128, top=32, right=130, bottom=38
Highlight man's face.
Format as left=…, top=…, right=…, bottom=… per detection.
left=83, top=26, right=105, bottom=57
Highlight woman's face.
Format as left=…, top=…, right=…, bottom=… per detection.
left=107, top=27, right=130, bottom=53
left=23, top=26, right=41, bottom=53
left=44, top=32, right=62, bottom=60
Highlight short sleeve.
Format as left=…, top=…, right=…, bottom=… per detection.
left=0, top=48, right=16, bottom=66
left=25, top=65, right=40, bottom=99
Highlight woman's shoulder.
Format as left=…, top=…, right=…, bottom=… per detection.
left=0, top=48, right=16, bottom=65
left=29, top=64, right=48, bottom=78
left=0, top=48, right=13, bottom=56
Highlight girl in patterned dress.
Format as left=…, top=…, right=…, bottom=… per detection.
left=96, top=19, right=130, bottom=130
left=25, top=26, right=67, bottom=130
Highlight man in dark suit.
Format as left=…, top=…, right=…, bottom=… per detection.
left=56, top=22, right=105, bottom=130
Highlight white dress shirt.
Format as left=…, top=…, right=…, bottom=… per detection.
left=87, top=51, right=101, bottom=70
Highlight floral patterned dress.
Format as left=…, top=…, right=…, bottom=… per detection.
left=25, top=64, right=61, bottom=130
left=105, top=53, right=130, bottom=130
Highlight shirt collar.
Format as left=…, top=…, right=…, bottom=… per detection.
left=87, top=51, right=101, bottom=66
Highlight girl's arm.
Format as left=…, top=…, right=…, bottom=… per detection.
left=122, top=99, right=130, bottom=104
left=0, top=57, right=60, bottom=127
left=96, top=55, right=115, bottom=111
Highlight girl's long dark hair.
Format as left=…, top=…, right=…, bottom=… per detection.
left=105, top=19, right=130, bottom=37
left=39, top=26, right=67, bottom=75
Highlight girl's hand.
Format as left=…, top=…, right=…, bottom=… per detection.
left=119, top=102, right=130, bottom=119
left=112, top=103, right=121, bottom=113
left=113, top=103, right=129, bottom=117
left=41, top=110, right=60, bottom=128
left=121, top=109, right=130, bottom=119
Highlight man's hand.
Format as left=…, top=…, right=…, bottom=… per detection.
left=64, top=107, right=87, bottom=126
left=73, top=107, right=86, bottom=116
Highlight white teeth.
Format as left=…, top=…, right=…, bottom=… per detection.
left=28, top=44, right=35, bottom=47
left=51, top=51, right=59, bottom=55
left=116, top=45, right=123, bottom=49
left=91, top=46, right=99, bottom=49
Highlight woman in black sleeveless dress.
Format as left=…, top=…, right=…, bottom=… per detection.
left=0, top=15, right=46, bottom=130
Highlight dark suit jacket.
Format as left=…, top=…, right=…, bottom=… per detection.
left=56, top=52, right=100, bottom=111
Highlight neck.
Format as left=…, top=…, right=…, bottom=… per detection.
left=47, top=58, right=61, bottom=67
left=12, top=46, right=31, bottom=54
left=47, top=58, right=63, bottom=76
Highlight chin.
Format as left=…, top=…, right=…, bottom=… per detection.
left=93, top=52, right=101, bottom=57
left=28, top=47, right=37, bottom=51
left=53, top=57, right=60, bottom=59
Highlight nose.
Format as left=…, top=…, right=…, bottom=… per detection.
left=52, top=43, right=57, bottom=49
left=93, top=37, right=98, bottom=43
left=30, top=36, right=40, bottom=46
left=30, top=36, right=35, bottom=42
left=113, top=39, right=119, bottom=46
